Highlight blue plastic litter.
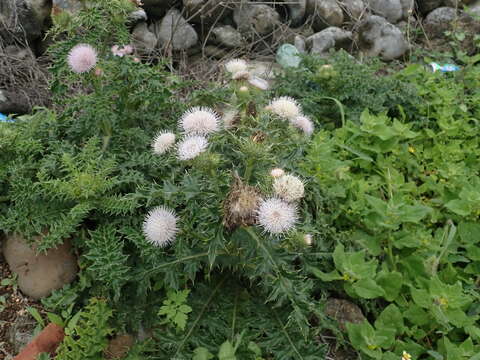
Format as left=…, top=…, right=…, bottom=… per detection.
left=430, top=63, right=460, bottom=72
left=0, top=113, right=14, bottom=123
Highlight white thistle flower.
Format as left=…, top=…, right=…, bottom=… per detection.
left=152, top=131, right=176, bottom=155
left=273, top=174, right=305, bottom=202
left=257, top=198, right=298, bottom=234
left=248, top=76, right=269, bottom=90
left=143, top=206, right=178, bottom=247
left=179, top=107, right=220, bottom=136
left=270, top=168, right=285, bottom=178
left=177, top=135, right=208, bottom=160
left=291, top=115, right=314, bottom=136
left=225, top=59, right=248, bottom=75
left=267, top=96, right=301, bottom=120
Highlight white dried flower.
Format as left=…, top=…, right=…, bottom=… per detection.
left=232, top=70, right=251, bottom=80
left=222, top=109, right=239, bottom=129
left=270, top=168, right=285, bottom=178
left=225, top=59, right=248, bottom=75
left=177, top=135, right=208, bottom=160
left=291, top=115, right=314, bottom=136
left=257, top=198, right=298, bottom=234
left=304, top=234, right=313, bottom=246
left=180, top=107, right=220, bottom=136
left=143, top=206, right=178, bottom=247
left=239, top=86, right=249, bottom=93
left=273, top=174, right=305, bottom=202
left=267, top=96, right=301, bottom=120
left=248, top=76, right=269, bottom=90
left=152, top=131, right=176, bottom=155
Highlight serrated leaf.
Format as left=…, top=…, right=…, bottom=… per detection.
left=352, top=278, right=385, bottom=299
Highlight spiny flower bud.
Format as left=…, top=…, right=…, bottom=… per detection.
left=225, top=59, right=248, bottom=76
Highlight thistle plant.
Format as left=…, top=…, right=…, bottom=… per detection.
left=0, top=2, right=336, bottom=358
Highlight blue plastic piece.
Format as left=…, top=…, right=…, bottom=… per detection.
left=430, top=63, right=460, bottom=72
left=0, top=113, right=14, bottom=123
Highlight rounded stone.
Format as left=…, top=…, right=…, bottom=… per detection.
left=306, top=0, right=344, bottom=31
left=3, top=234, right=78, bottom=300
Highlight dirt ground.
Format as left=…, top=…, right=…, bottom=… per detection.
left=0, top=255, right=44, bottom=359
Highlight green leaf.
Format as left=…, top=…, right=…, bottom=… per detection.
left=376, top=271, right=403, bottom=301
left=218, top=340, right=236, bottom=360
left=309, top=267, right=343, bottom=282
left=352, top=278, right=385, bottom=299
left=375, top=304, right=404, bottom=334
left=193, top=347, right=214, bottom=360
left=47, top=313, right=64, bottom=327
left=411, top=288, right=431, bottom=309
left=403, top=305, right=430, bottom=326
left=27, top=307, right=45, bottom=327
left=458, top=222, right=480, bottom=244
left=445, top=199, right=471, bottom=216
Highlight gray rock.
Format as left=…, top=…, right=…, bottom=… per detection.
left=233, top=4, right=280, bottom=36
left=8, top=313, right=36, bottom=354
left=358, top=15, right=408, bottom=60
left=0, top=89, right=30, bottom=115
left=52, top=0, right=83, bottom=14
left=153, top=10, right=198, bottom=50
left=294, top=35, right=307, bottom=53
left=444, top=0, right=476, bottom=7
left=183, top=0, right=231, bottom=24
left=367, top=0, right=403, bottom=23
left=284, top=0, right=307, bottom=27
left=339, top=0, right=366, bottom=21
left=423, top=7, right=458, bottom=38
left=132, top=22, right=157, bottom=54
left=3, top=234, right=78, bottom=300
left=142, top=0, right=175, bottom=18
left=211, top=25, right=244, bottom=49
left=325, top=298, right=366, bottom=331
left=306, top=0, right=344, bottom=31
left=306, top=26, right=353, bottom=56
left=418, top=0, right=444, bottom=14
left=0, top=0, right=52, bottom=43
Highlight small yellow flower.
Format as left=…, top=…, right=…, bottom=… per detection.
left=437, top=297, right=448, bottom=307
left=402, top=351, right=412, bottom=360
left=408, top=146, right=415, bottom=153
left=342, top=273, right=350, bottom=281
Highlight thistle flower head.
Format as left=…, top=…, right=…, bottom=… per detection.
left=225, top=59, right=248, bottom=76
left=152, top=131, right=176, bottom=155
left=291, top=115, right=314, bottom=136
left=273, top=174, right=305, bottom=202
left=177, top=135, right=208, bottom=160
left=67, top=44, right=98, bottom=74
left=248, top=76, right=269, bottom=90
left=270, top=168, right=285, bottom=178
left=257, top=198, right=298, bottom=234
left=180, top=107, right=220, bottom=136
left=143, top=206, right=178, bottom=247
left=267, top=96, right=301, bottom=120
